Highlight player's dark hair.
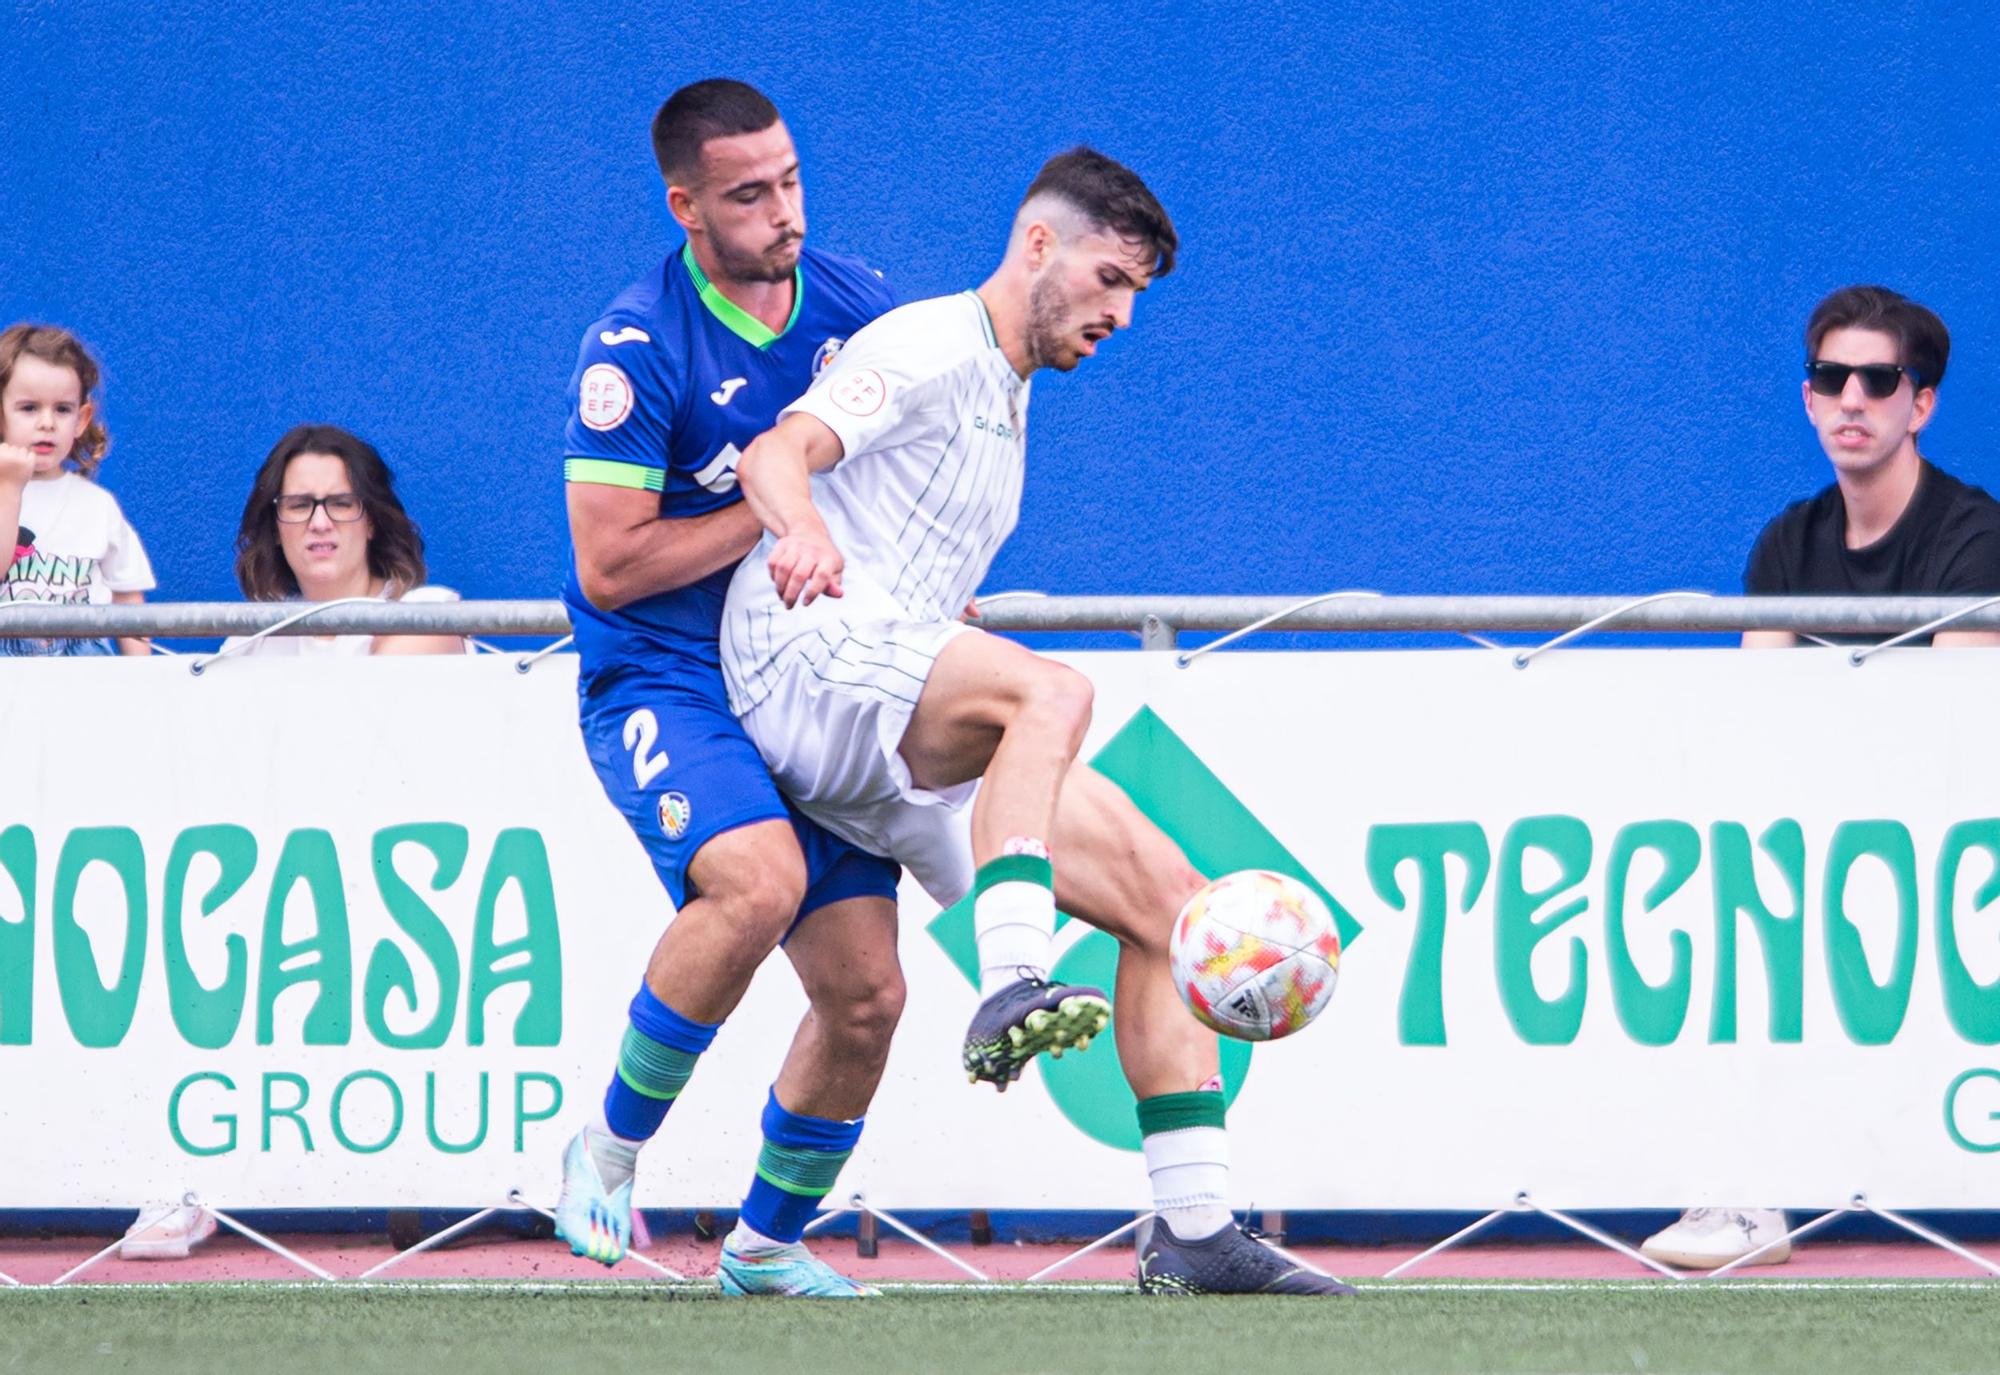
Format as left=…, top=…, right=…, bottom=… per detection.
left=1020, top=147, right=1177, bottom=278
left=1806, top=285, right=1950, bottom=390
left=235, top=424, right=429, bottom=601
left=0, top=322, right=111, bottom=478
left=651, top=79, right=782, bottom=187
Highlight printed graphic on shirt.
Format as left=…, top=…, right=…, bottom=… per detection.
left=3, top=548, right=96, bottom=605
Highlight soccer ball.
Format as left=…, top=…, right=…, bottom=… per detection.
left=1169, top=870, right=1340, bottom=1041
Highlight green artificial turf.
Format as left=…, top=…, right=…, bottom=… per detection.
left=3, top=1281, right=1996, bottom=1375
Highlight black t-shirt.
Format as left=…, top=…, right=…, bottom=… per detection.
left=1744, top=460, right=2000, bottom=640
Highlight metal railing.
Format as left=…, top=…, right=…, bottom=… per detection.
left=7, top=594, right=2000, bottom=643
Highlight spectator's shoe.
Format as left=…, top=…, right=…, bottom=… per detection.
left=553, top=1129, right=633, bottom=1267
left=962, top=971, right=1111, bottom=1091
left=1138, top=1218, right=1358, bottom=1295
left=718, top=1237, right=879, bottom=1298
left=119, top=1201, right=218, bottom=1261
left=1641, top=1207, right=1792, bottom=1269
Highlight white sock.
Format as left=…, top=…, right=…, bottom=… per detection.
left=586, top=1112, right=643, bottom=1193
left=974, top=879, right=1056, bottom=996
left=724, top=1219, right=800, bottom=1255
left=1143, top=1125, right=1232, bottom=1240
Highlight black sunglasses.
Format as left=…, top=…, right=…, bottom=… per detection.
left=1805, top=360, right=1919, bottom=400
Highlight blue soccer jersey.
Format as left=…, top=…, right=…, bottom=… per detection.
left=562, top=242, right=897, bottom=684
left=561, top=241, right=899, bottom=910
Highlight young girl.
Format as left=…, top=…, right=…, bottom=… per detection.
left=0, top=324, right=155, bottom=656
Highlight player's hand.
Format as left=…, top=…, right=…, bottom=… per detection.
left=963, top=598, right=981, bottom=621
left=0, top=443, right=33, bottom=489
left=768, top=527, right=845, bottom=607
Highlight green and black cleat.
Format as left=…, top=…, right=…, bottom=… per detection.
left=961, top=971, right=1111, bottom=1090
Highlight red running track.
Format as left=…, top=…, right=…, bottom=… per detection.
left=3, top=1233, right=1997, bottom=1286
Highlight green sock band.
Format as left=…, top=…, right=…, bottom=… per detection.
left=616, top=1025, right=701, bottom=1101
left=754, top=1140, right=856, bottom=1196
left=975, top=854, right=1053, bottom=894
left=1136, top=1089, right=1228, bottom=1137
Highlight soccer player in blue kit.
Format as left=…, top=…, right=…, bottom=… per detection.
left=551, top=80, right=1108, bottom=1296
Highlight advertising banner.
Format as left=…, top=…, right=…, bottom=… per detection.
left=3, top=648, right=1998, bottom=1210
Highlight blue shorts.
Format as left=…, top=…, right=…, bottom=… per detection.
left=0, top=635, right=116, bottom=657
left=578, top=665, right=900, bottom=921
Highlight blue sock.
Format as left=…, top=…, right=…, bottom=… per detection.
left=737, top=1089, right=864, bottom=1244
left=600, top=983, right=719, bottom=1141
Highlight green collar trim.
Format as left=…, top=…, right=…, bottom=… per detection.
left=681, top=242, right=801, bottom=348
left=965, top=290, right=998, bottom=347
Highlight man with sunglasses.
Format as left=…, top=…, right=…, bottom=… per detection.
left=1643, top=284, right=2000, bottom=1273
left=1738, top=284, right=2000, bottom=650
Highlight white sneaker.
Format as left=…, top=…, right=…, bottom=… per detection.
left=1641, top=1207, right=1791, bottom=1269
left=119, top=1202, right=219, bottom=1261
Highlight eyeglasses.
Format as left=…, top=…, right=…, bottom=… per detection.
left=274, top=492, right=365, bottom=523
left=1805, top=360, right=1918, bottom=400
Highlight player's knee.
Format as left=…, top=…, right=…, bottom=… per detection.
left=823, top=971, right=905, bottom=1055
left=704, top=854, right=808, bottom=942
left=1019, top=662, right=1094, bottom=750
left=1113, top=861, right=1205, bottom=958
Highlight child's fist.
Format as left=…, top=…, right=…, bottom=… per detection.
left=0, top=443, right=33, bottom=487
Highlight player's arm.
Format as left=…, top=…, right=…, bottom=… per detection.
left=568, top=483, right=765, bottom=611
left=734, top=412, right=849, bottom=608
left=561, top=317, right=766, bottom=611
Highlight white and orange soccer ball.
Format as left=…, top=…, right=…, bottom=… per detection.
left=1169, top=869, right=1341, bottom=1041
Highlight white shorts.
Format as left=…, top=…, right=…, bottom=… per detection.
left=738, top=616, right=981, bottom=908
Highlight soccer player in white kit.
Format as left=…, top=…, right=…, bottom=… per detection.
left=720, top=149, right=1353, bottom=1295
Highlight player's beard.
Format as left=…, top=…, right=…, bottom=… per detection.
left=711, top=225, right=804, bottom=284
left=1025, top=270, right=1077, bottom=372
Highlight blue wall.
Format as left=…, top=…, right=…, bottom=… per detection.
left=8, top=2, right=1998, bottom=619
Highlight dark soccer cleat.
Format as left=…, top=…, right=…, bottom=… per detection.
left=1138, top=1218, right=1358, bottom=1296
left=960, top=971, right=1111, bottom=1090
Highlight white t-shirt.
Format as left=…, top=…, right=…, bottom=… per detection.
left=722, top=291, right=1029, bottom=710
left=222, top=584, right=470, bottom=658
left=2, top=472, right=156, bottom=606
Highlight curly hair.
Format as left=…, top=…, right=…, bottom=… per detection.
left=235, top=424, right=429, bottom=601
left=0, top=323, right=112, bottom=478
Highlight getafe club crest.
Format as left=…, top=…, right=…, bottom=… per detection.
left=657, top=791, right=692, bottom=840
left=812, top=337, right=846, bottom=378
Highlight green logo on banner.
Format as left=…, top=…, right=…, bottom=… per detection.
left=925, top=707, right=1361, bottom=1151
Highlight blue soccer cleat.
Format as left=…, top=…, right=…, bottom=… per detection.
left=553, top=1129, right=633, bottom=1267
left=718, top=1238, right=880, bottom=1298
left=961, top=971, right=1112, bottom=1090
left=1138, top=1218, right=1357, bottom=1296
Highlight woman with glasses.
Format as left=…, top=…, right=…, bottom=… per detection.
left=227, top=424, right=466, bottom=656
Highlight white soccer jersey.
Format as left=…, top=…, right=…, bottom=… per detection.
left=723, top=290, right=1030, bottom=713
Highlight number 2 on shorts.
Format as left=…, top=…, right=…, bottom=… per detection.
left=623, top=708, right=669, bottom=789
